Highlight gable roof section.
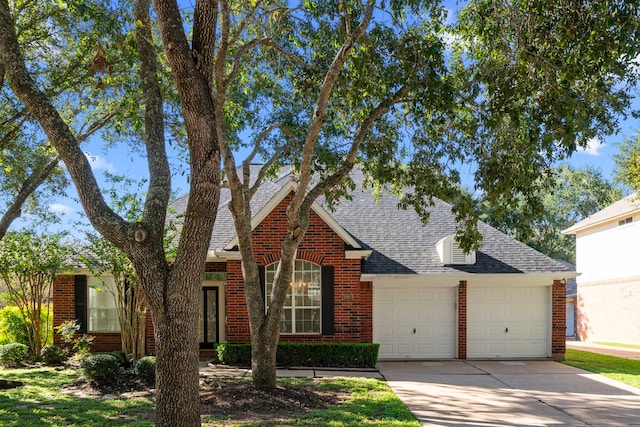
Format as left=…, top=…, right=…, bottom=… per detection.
left=223, top=180, right=361, bottom=250
left=168, top=166, right=572, bottom=276
left=563, top=193, right=639, bottom=235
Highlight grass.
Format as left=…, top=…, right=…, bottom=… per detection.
left=1, top=367, right=418, bottom=427
left=594, top=341, right=640, bottom=350
left=563, top=349, right=640, bottom=389
left=201, top=376, right=420, bottom=427
left=298, top=377, right=420, bottom=427
left=0, top=367, right=154, bottom=426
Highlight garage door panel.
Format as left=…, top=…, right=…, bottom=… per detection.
left=374, top=285, right=456, bottom=359
left=468, top=286, right=550, bottom=359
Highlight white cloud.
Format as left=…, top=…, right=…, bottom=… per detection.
left=84, top=152, right=116, bottom=173
left=578, top=137, right=607, bottom=156
left=49, top=203, right=75, bottom=215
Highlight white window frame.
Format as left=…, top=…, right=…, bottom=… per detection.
left=265, top=260, right=321, bottom=334
left=87, top=276, right=121, bottom=332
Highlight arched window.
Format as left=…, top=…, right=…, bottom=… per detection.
left=265, top=260, right=321, bottom=334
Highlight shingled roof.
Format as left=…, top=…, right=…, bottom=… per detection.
left=169, top=166, right=572, bottom=276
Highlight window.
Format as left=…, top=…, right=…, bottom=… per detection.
left=618, top=217, right=633, bottom=227
left=88, top=276, right=120, bottom=332
left=266, top=260, right=321, bottom=334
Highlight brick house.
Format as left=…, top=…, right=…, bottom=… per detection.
left=563, top=193, right=640, bottom=344
left=54, top=167, right=573, bottom=359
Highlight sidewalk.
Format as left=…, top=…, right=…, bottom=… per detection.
left=199, top=362, right=384, bottom=379
left=567, top=340, right=640, bottom=360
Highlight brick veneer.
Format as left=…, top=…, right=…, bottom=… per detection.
left=225, top=192, right=372, bottom=344
left=457, top=280, right=467, bottom=359
left=551, top=279, right=566, bottom=360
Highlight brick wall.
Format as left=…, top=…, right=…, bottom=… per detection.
left=576, top=276, right=640, bottom=344
left=551, top=279, right=566, bottom=360
left=52, top=275, right=75, bottom=347
left=457, top=280, right=467, bottom=359
left=225, top=192, right=371, bottom=344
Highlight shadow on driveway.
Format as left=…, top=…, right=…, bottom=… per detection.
left=378, top=360, right=640, bottom=426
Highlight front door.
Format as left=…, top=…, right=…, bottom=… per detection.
left=199, top=287, right=218, bottom=349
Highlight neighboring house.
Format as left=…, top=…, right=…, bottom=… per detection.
left=563, top=193, right=640, bottom=344
left=54, top=167, right=573, bottom=360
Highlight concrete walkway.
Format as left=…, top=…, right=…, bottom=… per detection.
left=378, top=360, right=640, bottom=427
left=198, top=362, right=384, bottom=379
left=567, top=340, right=640, bottom=360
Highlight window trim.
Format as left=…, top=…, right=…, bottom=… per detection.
left=265, top=260, right=322, bottom=335
left=87, top=276, right=121, bottom=333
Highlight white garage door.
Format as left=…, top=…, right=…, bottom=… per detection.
left=374, top=285, right=456, bottom=359
left=467, top=286, right=550, bottom=358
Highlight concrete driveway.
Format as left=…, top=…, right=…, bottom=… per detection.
left=378, top=360, right=640, bottom=426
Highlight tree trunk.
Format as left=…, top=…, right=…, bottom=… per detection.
left=152, top=304, right=200, bottom=427
left=250, top=322, right=278, bottom=389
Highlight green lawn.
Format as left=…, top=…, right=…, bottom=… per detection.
left=0, top=367, right=154, bottom=426
left=594, top=342, right=640, bottom=350
left=563, top=349, right=640, bottom=389
left=0, top=367, right=418, bottom=427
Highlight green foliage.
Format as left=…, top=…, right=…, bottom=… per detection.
left=133, top=356, right=156, bottom=385
left=0, top=306, right=29, bottom=346
left=0, top=343, right=29, bottom=368
left=108, top=350, right=131, bottom=369
left=40, top=345, right=67, bottom=366
left=481, top=165, right=623, bottom=263
left=216, top=343, right=380, bottom=368
left=55, top=320, right=94, bottom=355
left=615, top=133, right=640, bottom=193
left=80, top=353, right=123, bottom=386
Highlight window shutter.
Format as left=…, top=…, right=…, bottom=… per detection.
left=258, top=266, right=266, bottom=313
left=321, top=266, right=334, bottom=335
left=74, top=275, right=87, bottom=333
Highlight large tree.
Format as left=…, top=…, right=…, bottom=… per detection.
left=1, top=0, right=640, bottom=425
left=0, top=0, right=141, bottom=239
left=615, top=132, right=640, bottom=193
left=482, top=164, right=623, bottom=263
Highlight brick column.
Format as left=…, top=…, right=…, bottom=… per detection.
left=458, top=280, right=467, bottom=359
left=551, top=279, right=566, bottom=360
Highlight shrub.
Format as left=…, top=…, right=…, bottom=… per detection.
left=40, top=345, right=67, bottom=366
left=109, top=350, right=131, bottom=369
left=55, top=320, right=94, bottom=355
left=0, top=306, right=29, bottom=346
left=134, top=356, right=156, bottom=385
left=0, top=343, right=29, bottom=368
left=216, top=343, right=251, bottom=366
left=80, top=353, right=122, bottom=385
left=216, top=342, right=380, bottom=368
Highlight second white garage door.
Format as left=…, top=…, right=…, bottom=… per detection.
left=467, top=286, right=550, bottom=358
left=374, top=285, right=456, bottom=359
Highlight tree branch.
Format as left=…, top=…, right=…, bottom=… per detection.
left=304, top=85, right=410, bottom=209
left=292, top=0, right=375, bottom=209
left=0, top=155, right=60, bottom=240
left=134, top=0, right=171, bottom=237
left=0, top=0, right=129, bottom=245
left=192, top=0, right=217, bottom=82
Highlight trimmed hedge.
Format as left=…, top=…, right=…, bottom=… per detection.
left=216, top=342, right=379, bottom=368
left=134, top=356, right=156, bottom=385
left=80, top=353, right=123, bottom=385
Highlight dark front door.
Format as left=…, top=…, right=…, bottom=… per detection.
left=199, top=287, right=218, bottom=349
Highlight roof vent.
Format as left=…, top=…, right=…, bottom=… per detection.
left=436, top=235, right=476, bottom=265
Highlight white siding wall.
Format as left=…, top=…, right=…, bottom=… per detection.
left=575, top=213, right=640, bottom=282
